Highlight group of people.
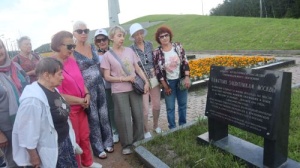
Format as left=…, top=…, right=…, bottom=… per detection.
left=0, top=21, right=191, bottom=167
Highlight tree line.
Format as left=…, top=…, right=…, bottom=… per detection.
left=210, top=0, right=300, bottom=18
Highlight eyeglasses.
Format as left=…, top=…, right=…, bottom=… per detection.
left=159, top=33, right=169, bottom=39
left=62, top=44, right=76, bottom=50
left=74, top=29, right=90, bottom=34
left=95, top=37, right=108, bottom=43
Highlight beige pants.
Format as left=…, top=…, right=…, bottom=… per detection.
left=112, top=91, right=144, bottom=149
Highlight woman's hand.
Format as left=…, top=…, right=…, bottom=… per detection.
left=0, top=131, right=8, bottom=148
left=123, top=76, right=135, bottom=83
left=27, top=149, right=41, bottom=168
left=161, top=81, right=171, bottom=96
left=184, top=76, right=191, bottom=89
left=81, top=96, right=90, bottom=109
left=164, top=86, right=172, bottom=96
left=26, top=69, right=36, bottom=76
left=83, top=93, right=90, bottom=106
left=144, top=82, right=150, bottom=93
left=30, top=154, right=41, bottom=168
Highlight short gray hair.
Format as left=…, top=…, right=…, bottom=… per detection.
left=17, top=36, right=31, bottom=48
left=73, top=21, right=87, bottom=31
left=35, top=57, right=63, bottom=77
left=108, top=25, right=126, bottom=40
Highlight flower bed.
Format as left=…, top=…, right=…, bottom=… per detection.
left=189, top=55, right=275, bottom=81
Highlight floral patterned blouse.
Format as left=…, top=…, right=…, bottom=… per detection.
left=153, top=42, right=190, bottom=83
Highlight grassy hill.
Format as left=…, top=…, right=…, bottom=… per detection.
left=122, top=14, right=300, bottom=51
left=37, top=14, right=300, bottom=56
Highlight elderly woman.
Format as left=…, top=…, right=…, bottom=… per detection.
left=12, top=57, right=78, bottom=167
left=73, top=21, right=114, bottom=159
left=101, top=25, right=149, bottom=155
left=94, top=28, right=119, bottom=143
left=0, top=39, right=28, bottom=167
left=129, top=23, right=162, bottom=138
left=13, top=36, right=40, bottom=83
left=51, top=31, right=101, bottom=168
left=94, top=28, right=110, bottom=55
left=153, top=25, right=191, bottom=129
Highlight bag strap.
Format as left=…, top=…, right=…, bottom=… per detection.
left=32, top=52, right=40, bottom=60
left=109, top=50, right=130, bottom=76
left=132, top=47, right=149, bottom=79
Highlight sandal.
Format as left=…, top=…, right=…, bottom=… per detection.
left=105, top=147, right=114, bottom=153
left=98, top=151, right=107, bottom=159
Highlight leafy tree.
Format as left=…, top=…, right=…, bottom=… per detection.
left=210, top=0, right=300, bottom=18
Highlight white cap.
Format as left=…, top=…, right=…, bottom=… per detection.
left=129, top=23, right=147, bottom=41
left=94, top=29, right=108, bottom=37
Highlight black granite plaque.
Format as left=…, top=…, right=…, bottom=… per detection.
left=205, top=66, right=287, bottom=139
left=198, top=65, right=293, bottom=168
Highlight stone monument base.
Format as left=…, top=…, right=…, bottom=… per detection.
left=197, top=132, right=300, bottom=168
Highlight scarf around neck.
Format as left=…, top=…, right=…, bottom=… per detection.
left=0, top=56, right=22, bottom=92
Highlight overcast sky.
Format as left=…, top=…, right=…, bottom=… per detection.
left=0, top=0, right=223, bottom=49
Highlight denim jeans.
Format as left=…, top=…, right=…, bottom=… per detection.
left=164, top=79, right=188, bottom=129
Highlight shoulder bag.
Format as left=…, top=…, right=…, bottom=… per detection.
left=109, top=50, right=145, bottom=94
left=174, top=44, right=191, bottom=90
left=133, top=48, right=159, bottom=89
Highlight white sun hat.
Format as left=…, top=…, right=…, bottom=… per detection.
left=94, top=28, right=108, bottom=37
left=129, top=23, right=147, bottom=41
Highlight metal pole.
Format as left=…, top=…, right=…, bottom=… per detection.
left=202, top=0, right=204, bottom=15
left=108, top=0, right=120, bottom=27
left=260, top=0, right=263, bottom=17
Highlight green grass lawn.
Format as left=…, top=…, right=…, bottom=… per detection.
left=143, top=88, right=300, bottom=168
left=123, top=15, right=300, bottom=51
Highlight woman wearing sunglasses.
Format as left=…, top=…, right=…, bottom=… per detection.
left=94, top=29, right=119, bottom=144
left=153, top=25, right=191, bottom=130
left=94, top=29, right=110, bottom=56
left=129, top=23, right=162, bottom=139
left=50, top=31, right=101, bottom=168
left=72, top=21, right=114, bottom=160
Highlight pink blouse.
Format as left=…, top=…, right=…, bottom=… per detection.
left=56, top=57, right=86, bottom=112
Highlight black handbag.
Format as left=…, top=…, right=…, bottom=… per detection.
left=132, top=74, right=145, bottom=94
left=109, top=50, right=145, bottom=94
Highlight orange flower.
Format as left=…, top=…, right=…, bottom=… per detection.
left=189, top=55, right=275, bottom=80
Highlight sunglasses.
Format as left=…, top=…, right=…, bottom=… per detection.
left=159, top=33, right=169, bottom=39
left=74, top=29, right=90, bottom=34
left=144, top=54, right=149, bottom=64
left=95, top=37, right=108, bottom=43
left=62, top=44, right=76, bottom=50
